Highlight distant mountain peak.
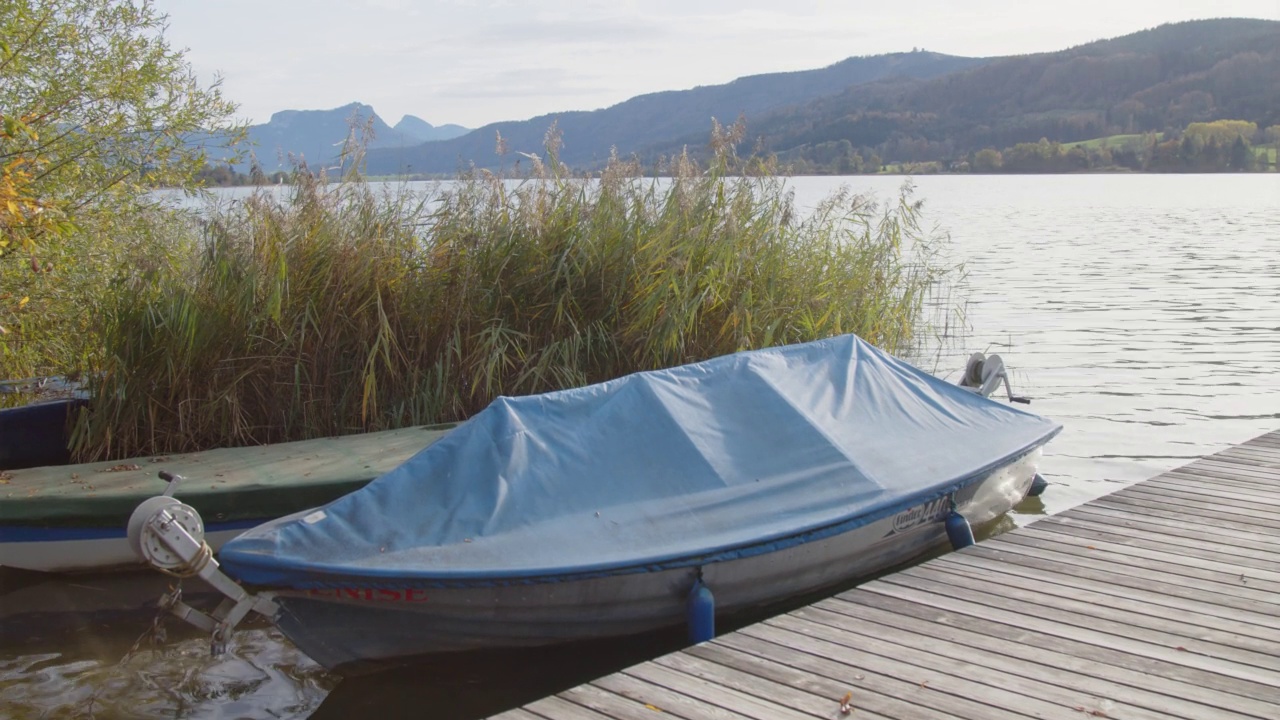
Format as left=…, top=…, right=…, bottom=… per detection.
left=208, top=103, right=470, bottom=172
left=390, top=114, right=471, bottom=143
left=394, top=115, right=436, bottom=133
left=267, top=102, right=378, bottom=125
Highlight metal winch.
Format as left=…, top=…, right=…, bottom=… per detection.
left=126, top=471, right=279, bottom=655
left=959, top=352, right=1031, bottom=404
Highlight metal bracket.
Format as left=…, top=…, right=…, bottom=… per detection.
left=130, top=481, right=279, bottom=656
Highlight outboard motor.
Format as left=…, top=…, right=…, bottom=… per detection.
left=959, top=352, right=1030, bottom=404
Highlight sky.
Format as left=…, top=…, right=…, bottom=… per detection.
left=153, top=0, right=1280, bottom=130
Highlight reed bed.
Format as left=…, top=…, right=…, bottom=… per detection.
left=71, top=131, right=958, bottom=460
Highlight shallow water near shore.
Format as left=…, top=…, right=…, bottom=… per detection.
left=2, top=173, right=1277, bottom=718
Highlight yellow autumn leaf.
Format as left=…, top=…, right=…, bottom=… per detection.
left=19, top=296, right=30, bottom=307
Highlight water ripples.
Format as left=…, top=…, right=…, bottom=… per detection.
left=841, top=174, right=1280, bottom=511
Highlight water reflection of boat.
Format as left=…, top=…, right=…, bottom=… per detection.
left=0, top=424, right=455, bottom=572
left=129, top=335, right=1059, bottom=672
left=0, top=568, right=213, bottom=642
left=0, top=567, right=332, bottom=720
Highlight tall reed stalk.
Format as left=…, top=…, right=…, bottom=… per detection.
left=71, top=124, right=958, bottom=460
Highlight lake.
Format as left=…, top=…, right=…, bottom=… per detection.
left=2, top=173, right=1277, bottom=718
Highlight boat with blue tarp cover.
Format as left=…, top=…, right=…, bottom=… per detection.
left=126, top=334, right=1060, bottom=671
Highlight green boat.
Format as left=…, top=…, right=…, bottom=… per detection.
left=0, top=424, right=455, bottom=572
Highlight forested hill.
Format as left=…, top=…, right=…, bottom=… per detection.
left=721, top=18, right=1280, bottom=168
left=359, top=18, right=1276, bottom=175
left=361, top=52, right=988, bottom=175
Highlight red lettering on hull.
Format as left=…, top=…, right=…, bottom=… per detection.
left=305, top=588, right=429, bottom=602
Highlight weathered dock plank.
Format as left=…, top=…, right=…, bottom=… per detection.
left=1063, top=504, right=1280, bottom=552
left=838, top=588, right=1280, bottom=705
left=945, top=547, right=1280, bottom=630
left=491, top=430, right=1280, bottom=719
left=994, top=530, right=1280, bottom=596
left=686, top=639, right=965, bottom=720
left=1092, top=492, right=1280, bottom=534
left=820, top=595, right=1277, bottom=719
left=784, top=605, right=1207, bottom=720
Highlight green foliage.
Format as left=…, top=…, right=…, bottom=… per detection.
left=999, top=139, right=1091, bottom=173
left=950, top=122, right=1270, bottom=174
left=0, top=0, right=240, bottom=378
left=1060, top=133, right=1160, bottom=152
left=1144, top=121, right=1261, bottom=172
left=195, top=163, right=288, bottom=187
left=1184, top=120, right=1258, bottom=146
left=71, top=126, right=958, bottom=460
left=1, top=113, right=71, bottom=264
left=971, top=149, right=1003, bottom=172
left=2, top=205, right=196, bottom=385
left=1257, top=145, right=1278, bottom=170
left=0, top=0, right=240, bottom=253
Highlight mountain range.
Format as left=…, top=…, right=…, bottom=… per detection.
left=224, top=104, right=469, bottom=173
left=216, top=18, right=1279, bottom=176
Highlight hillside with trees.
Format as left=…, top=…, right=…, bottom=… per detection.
left=361, top=52, right=989, bottom=175
left=721, top=18, right=1280, bottom=173
left=354, top=18, right=1278, bottom=176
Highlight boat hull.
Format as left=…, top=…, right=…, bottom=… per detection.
left=0, top=398, right=86, bottom=470
left=0, top=521, right=256, bottom=572
left=266, top=450, right=1041, bottom=671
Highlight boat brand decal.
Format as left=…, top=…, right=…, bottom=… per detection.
left=890, top=496, right=950, bottom=533
left=306, top=587, right=429, bottom=602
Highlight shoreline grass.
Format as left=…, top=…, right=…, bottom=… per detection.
left=69, top=125, right=960, bottom=461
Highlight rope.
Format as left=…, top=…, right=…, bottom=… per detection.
left=152, top=540, right=213, bottom=578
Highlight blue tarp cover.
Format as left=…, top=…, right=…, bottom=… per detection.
left=220, top=335, right=1061, bottom=584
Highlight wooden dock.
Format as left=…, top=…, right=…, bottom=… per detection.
left=492, top=430, right=1280, bottom=720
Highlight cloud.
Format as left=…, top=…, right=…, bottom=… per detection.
left=436, top=68, right=610, bottom=100
left=477, top=17, right=672, bottom=46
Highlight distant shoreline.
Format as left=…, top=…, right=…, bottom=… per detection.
left=186, top=165, right=1276, bottom=188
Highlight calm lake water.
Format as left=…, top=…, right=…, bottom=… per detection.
left=2, top=174, right=1277, bottom=718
